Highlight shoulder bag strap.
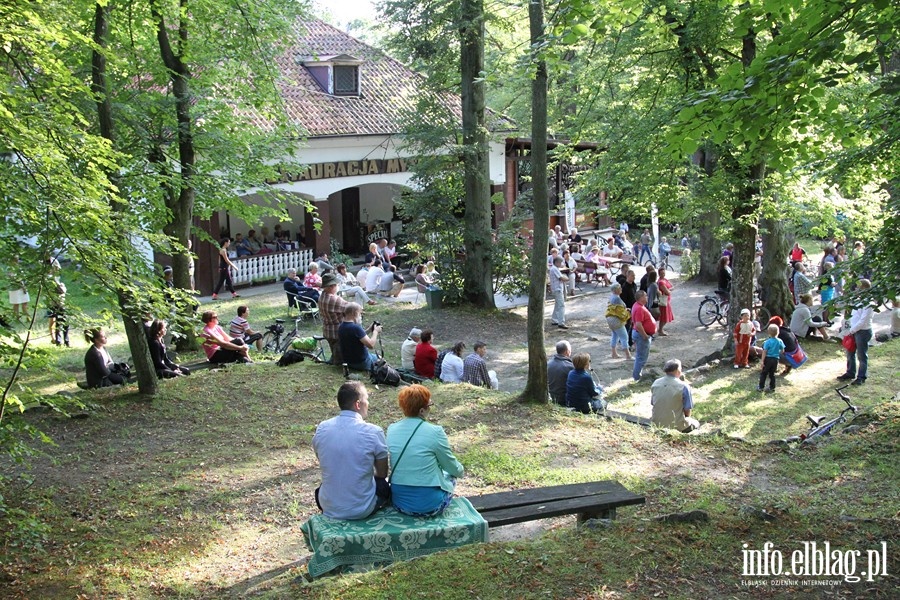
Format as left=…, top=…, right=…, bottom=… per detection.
left=389, top=419, right=425, bottom=482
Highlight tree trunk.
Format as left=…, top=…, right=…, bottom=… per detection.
left=691, top=148, right=720, bottom=282
left=519, top=0, right=549, bottom=404
left=152, top=0, right=199, bottom=350
left=459, top=0, right=494, bottom=308
left=92, top=3, right=158, bottom=395
left=759, top=215, right=794, bottom=321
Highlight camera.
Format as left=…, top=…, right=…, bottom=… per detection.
left=372, top=320, right=382, bottom=328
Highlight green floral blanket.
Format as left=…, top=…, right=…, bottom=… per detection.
left=301, top=497, right=488, bottom=577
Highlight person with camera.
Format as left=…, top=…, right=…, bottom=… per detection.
left=338, top=302, right=382, bottom=371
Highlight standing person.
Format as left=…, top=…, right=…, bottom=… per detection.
left=414, top=329, right=438, bottom=379
left=717, top=256, right=732, bottom=294
left=639, top=229, right=653, bottom=264
left=147, top=320, right=190, bottom=378
left=47, top=281, right=70, bottom=347
left=650, top=359, right=699, bottom=432
left=788, top=242, right=808, bottom=264
left=83, top=328, right=127, bottom=388
left=462, top=342, right=491, bottom=388
left=565, top=352, right=604, bottom=414
left=791, top=262, right=814, bottom=305
left=618, top=268, right=638, bottom=351
left=7, top=255, right=30, bottom=319
left=199, top=310, right=251, bottom=364
left=561, top=249, right=578, bottom=296
left=646, top=271, right=661, bottom=322
left=838, top=279, right=874, bottom=386
left=657, top=267, right=674, bottom=336
left=766, top=316, right=799, bottom=376
left=605, top=284, right=632, bottom=360
left=733, top=308, right=756, bottom=369
left=337, top=303, right=381, bottom=372
left=631, top=290, right=657, bottom=381
left=187, top=239, right=196, bottom=291
left=639, top=263, right=656, bottom=293
left=758, top=324, right=785, bottom=392
left=818, top=263, right=836, bottom=322
left=318, top=273, right=349, bottom=365
left=312, top=382, right=390, bottom=520
left=549, top=256, right=569, bottom=330
left=547, top=340, right=574, bottom=406
left=386, top=385, right=464, bottom=517
left=212, top=238, right=240, bottom=300
left=438, top=342, right=467, bottom=384
left=228, top=305, right=264, bottom=351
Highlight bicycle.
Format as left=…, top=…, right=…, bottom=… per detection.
left=785, top=385, right=858, bottom=445
left=260, top=319, right=287, bottom=353
left=697, top=289, right=729, bottom=327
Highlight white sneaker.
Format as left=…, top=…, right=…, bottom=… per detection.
left=733, top=364, right=740, bottom=369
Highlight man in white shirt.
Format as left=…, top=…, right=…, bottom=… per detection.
left=312, top=382, right=390, bottom=520
left=365, top=260, right=385, bottom=293
left=838, top=279, right=874, bottom=386
left=549, top=257, right=569, bottom=330
left=401, top=328, right=422, bottom=370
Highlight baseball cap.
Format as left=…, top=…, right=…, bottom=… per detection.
left=740, top=308, right=751, bottom=316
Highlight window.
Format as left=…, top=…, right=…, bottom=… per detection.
left=333, top=65, right=359, bottom=96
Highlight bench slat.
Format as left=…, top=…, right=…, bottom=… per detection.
left=478, top=491, right=645, bottom=528
left=469, top=481, right=630, bottom=512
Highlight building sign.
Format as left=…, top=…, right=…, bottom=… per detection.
left=268, top=158, right=414, bottom=184
left=366, top=227, right=389, bottom=244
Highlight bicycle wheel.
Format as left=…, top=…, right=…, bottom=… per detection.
left=279, top=329, right=299, bottom=352
left=261, top=331, right=280, bottom=353
left=698, top=298, right=719, bottom=327
left=716, top=301, right=730, bottom=326
left=643, top=259, right=656, bottom=269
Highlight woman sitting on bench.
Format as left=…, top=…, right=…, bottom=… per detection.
left=387, top=385, right=464, bottom=517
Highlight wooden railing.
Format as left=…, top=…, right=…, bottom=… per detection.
left=231, top=248, right=314, bottom=286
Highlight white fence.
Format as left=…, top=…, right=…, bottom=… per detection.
left=231, top=248, right=314, bottom=286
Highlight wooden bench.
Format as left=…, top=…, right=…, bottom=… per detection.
left=468, top=480, right=645, bottom=527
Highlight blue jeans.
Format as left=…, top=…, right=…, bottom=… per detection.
left=639, top=244, right=654, bottom=263
left=632, top=331, right=651, bottom=380
left=551, top=288, right=566, bottom=325
left=845, top=329, right=872, bottom=380
left=610, top=324, right=628, bottom=350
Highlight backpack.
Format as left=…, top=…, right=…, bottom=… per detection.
left=370, top=358, right=401, bottom=386
left=276, top=349, right=306, bottom=367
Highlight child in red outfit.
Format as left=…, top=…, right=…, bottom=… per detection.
left=733, top=308, right=756, bottom=368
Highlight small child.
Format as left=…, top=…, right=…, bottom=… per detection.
left=891, top=297, right=900, bottom=338
left=733, top=308, right=756, bottom=368
left=759, top=324, right=785, bottom=392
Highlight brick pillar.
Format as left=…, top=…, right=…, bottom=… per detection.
left=313, top=198, right=331, bottom=256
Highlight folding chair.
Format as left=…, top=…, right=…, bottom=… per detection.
left=413, top=280, right=428, bottom=305
left=295, top=295, right=320, bottom=323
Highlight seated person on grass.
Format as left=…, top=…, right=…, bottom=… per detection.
left=401, top=328, right=422, bottom=370
left=229, top=305, right=264, bottom=351
left=84, top=328, right=127, bottom=388
left=200, top=310, right=252, bottom=364
left=338, top=302, right=382, bottom=372
left=414, top=329, right=438, bottom=379
left=378, top=264, right=404, bottom=297
left=650, top=359, right=699, bottom=433
left=312, top=381, right=390, bottom=520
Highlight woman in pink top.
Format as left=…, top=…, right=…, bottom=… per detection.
left=657, top=267, right=675, bottom=335
left=304, top=263, right=322, bottom=289
left=200, top=310, right=251, bottom=364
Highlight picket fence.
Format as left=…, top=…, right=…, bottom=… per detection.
left=231, top=248, right=314, bottom=286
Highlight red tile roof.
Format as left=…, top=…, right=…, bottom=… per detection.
left=269, top=18, right=513, bottom=138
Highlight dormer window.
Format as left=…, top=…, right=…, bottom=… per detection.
left=333, top=65, right=359, bottom=96
left=300, top=54, right=363, bottom=97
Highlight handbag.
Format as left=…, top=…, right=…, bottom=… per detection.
left=658, top=293, right=669, bottom=306
left=784, top=344, right=808, bottom=368
left=841, top=334, right=857, bottom=353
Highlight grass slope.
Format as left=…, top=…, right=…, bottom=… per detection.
left=1, top=303, right=898, bottom=598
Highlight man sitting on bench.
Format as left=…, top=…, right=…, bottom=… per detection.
left=650, top=359, right=699, bottom=433
left=312, top=381, right=390, bottom=520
